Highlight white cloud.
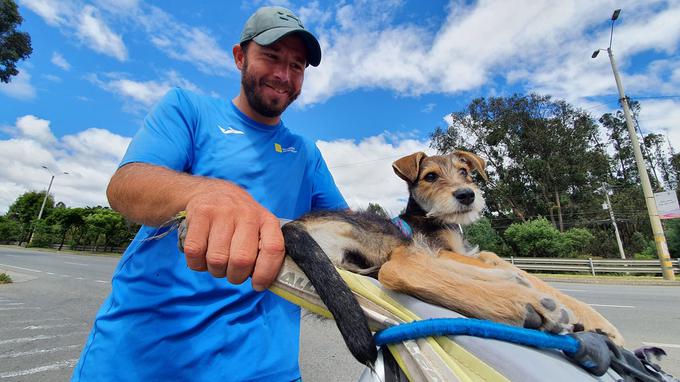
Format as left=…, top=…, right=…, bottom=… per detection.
left=19, top=0, right=71, bottom=25
left=87, top=70, right=202, bottom=111
left=0, top=115, right=130, bottom=214
left=0, top=69, right=36, bottom=100
left=77, top=5, right=128, bottom=61
left=318, top=134, right=434, bottom=216
left=14, top=115, right=57, bottom=145
left=296, top=0, right=680, bottom=149
left=136, top=5, right=232, bottom=75
left=43, top=74, right=62, bottom=82
left=638, top=99, right=680, bottom=149
left=51, top=52, right=71, bottom=70
left=21, top=0, right=127, bottom=62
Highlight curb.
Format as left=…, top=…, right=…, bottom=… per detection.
left=537, top=276, right=680, bottom=286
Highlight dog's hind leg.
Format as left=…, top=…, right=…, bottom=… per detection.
left=282, top=221, right=377, bottom=365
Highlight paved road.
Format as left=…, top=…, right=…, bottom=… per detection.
left=1, top=246, right=678, bottom=381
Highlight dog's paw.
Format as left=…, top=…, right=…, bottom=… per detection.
left=521, top=293, right=575, bottom=334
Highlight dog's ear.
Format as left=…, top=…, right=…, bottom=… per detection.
left=393, top=152, right=427, bottom=184
left=454, top=150, right=488, bottom=181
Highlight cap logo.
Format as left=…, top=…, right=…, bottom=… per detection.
left=277, top=11, right=303, bottom=28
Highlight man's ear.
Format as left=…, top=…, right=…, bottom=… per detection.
left=453, top=150, right=488, bottom=181
left=233, top=44, right=245, bottom=71
left=393, top=152, right=426, bottom=184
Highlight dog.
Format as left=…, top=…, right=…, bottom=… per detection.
left=281, top=150, right=623, bottom=366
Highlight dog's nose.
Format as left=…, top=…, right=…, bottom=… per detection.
left=454, top=188, right=475, bottom=206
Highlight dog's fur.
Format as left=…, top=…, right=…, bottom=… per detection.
left=282, top=151, right=623, bottom=366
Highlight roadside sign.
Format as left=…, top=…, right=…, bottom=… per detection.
left=655, top=190, right=680, bottom=219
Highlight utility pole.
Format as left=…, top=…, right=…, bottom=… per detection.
left=592, top=9, right=675, bottom=280
left=602, top=183, right=626, bottom=259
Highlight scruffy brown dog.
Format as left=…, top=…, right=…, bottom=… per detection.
left=281, top=150, right=623, bottom=365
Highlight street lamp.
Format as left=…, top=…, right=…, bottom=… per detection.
left=28, top=166, right=69, bottom=245
left=592, top=9, right=675, bottom=280
left=36, top=166, right=69, bottom=220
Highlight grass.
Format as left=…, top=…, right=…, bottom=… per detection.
left=0, top=273, right=12, bottom=284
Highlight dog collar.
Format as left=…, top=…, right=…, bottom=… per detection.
left=391, top=217, right=413, bottom=238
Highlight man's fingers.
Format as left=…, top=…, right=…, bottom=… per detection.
left=183, top=213, right=209, bottom=271
left=251, top=218, right=285, bottom=291
left=226, top=218, right=259, bottom=286
left=205, top=220, right=234, bottom=278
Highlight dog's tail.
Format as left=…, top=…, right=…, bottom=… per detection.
left=281, top=221, right=377, bottom=365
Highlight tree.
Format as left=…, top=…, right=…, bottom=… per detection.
left=46, top=207, right=85, bottom=250
left=0, top=0, right=32, bottom=83
left=431, top=94, right=608, bottom=231
left=0, top=215, right=21, bottom=243
left=6, top=191, right=54, bottom=243
left=84, top=208, right=135, bottom=251
left=366, top=202, right=389, bottom=218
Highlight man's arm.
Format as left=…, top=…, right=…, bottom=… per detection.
left=107, top=162, right=285, bottom=291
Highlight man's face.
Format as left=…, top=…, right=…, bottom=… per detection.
left=240, top=36, right=307, bottom=118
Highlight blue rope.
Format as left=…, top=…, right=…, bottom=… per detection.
left=373, top=318, right=580, bottom=354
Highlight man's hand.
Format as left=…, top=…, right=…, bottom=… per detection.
left=182, top=183, right=285, bottom=291
left=106, top=163, right=285, bottom=291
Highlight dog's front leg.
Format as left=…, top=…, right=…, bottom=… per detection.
left=380, top=246, right=575, bottom=334
left=472, top=251, right=624, bottom=346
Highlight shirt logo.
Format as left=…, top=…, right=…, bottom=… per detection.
left=218, top=125, right=244, bottom=135
left=274, top=143, right=297, bottom=153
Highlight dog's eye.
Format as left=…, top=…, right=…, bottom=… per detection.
left=423, top=173, right=438, bottom=182
left=459, top=168, right=469, bottom=177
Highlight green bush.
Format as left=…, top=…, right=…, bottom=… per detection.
left=0, top=216, right=22, bottom=243
left=504, top=218, right=571, bottom=257
left=586, top=228, right=618, bottom=258
left=665, top=220, right=680, bottom=259
left=0, top=273, right=12, bottom=284
left=464, top=217, right=508, bottom=255
left=28, top=220, right=58, bottom=248
left=563, top=228, right=594, bottom=257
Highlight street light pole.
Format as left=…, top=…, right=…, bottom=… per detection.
left=27, top=166, right=68, bottom=245
left=592, top=9, right=674, bottom=280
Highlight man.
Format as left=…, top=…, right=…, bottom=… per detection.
left=72, top=6, right=347, bottom=381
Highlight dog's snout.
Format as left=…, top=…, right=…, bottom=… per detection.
left=454, top=188, right=475, bottom=206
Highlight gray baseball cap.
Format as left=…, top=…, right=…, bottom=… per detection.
left=240, top=6, right=321, bottom=67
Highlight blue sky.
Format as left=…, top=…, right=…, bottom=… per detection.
left=1, top=0, right=679, bottom=215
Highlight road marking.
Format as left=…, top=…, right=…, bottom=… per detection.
left=75, top=277, right=86, bottom=280
left=5, top=317, right=68, bottom=324
left=64, top=262, right=89, bottom=266
left=0, top=323, right=79, bottom=331
left=589, top=303, right=635, bottom=309
left=95, top=280, right=108, bottom=283
left=642, top=342, right=680, bottom=349
left=0, top=331, right=86, bottom=345
left=46, top=272, right=55, bottom=275
left=0, top=307, right=41, bottom=311
left=0, top=302, right=25, bottom=306
left=0, top=344, right=79, bottom=359
left=0, top=358, right=78, bottom=378
left=0, top=263, right=42, bottom=273
left=59, top=274, right=70, bottom=277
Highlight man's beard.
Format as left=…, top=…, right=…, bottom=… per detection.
left=241, top=59, right=300, bottom=119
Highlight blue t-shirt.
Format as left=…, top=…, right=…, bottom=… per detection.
left=72, top=88, right=347, bottom=381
